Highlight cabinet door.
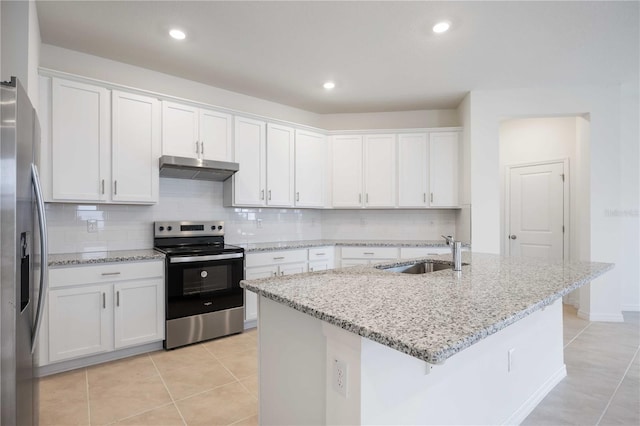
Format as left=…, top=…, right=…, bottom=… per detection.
left=161, top=101, right=199, bottom=158
left=245, top=265, right=278, bottom=321
left=114, top=279, right=164, bottom=349
left=308, top=261, right=331, bottom=272
left=364, top=134, right=396, bottom=207
left=331, top=135, right=363, bottom=208
left=266, top=123, right=295, bottom=207
left=279, top=262, right=307, bottom=276
left=51, top=78, right=109, bottom=201
left=295, top=130, right=326, bottom=208
left=200, top=109, right=233, bottom=161
left=48, top=285, right=111, bottom=362
left=429, top=132, right=459, bottom=207
left=398, top=133, right=428, bottom=207
left=111, top=91, right=160, bottom=204
left=234, top=117, right=266, bottom=206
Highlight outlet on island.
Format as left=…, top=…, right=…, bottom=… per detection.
left=87, top=219, right=98, bottom=233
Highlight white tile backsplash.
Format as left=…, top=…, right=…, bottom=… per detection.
left=46, top=178, right=457, bottom=254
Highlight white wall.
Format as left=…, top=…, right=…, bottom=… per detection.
left=39, top=44, right=322, bottom=128
left=321, top=209, right=456, bottom=242
left=1, top=0, right=40, bottom=109
left=618, top=81, right=640, bottom=310
left=40, top=44, right=460, bottom=132
left=499, top=116, right=579, bottom=258
left=468, top=85, right=636, bottom=319
left=318, top=109, right=459, bottom=130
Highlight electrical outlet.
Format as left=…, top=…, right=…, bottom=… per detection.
left=508, top=348, right=516, bottom=372
left=256, top=219, right=262, bottom=228
left=87, top=220, right=98, bottom=233
left=332, top=358, right=348, bottom=397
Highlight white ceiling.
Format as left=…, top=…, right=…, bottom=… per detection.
left=36, top=1, right=639, bottom=114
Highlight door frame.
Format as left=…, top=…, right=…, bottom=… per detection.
left=504, top=158, right=570, bottom=260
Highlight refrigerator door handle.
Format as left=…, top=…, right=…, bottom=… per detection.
left=30, top=163, right=48, bottom=353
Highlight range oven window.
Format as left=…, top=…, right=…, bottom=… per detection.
left=182, top=264, right=231, bottom=295
left=166, top=256, right=244, bottom=320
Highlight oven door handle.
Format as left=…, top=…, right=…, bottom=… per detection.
left=169, top=253, right=244, bottom=263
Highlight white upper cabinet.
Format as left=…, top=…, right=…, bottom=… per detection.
left=294, top=129, right=326, bottom=208
left=331, top=135, right=364, bottom=208
left=161, top=102, right=199, bottom=158
left=111, top=91, right=160, bottom=204
left=266, top=123, right=295, bottom=207
left=162, top=101, right=232, bottom=161
left=364, top=134, right=396, bottom=207
left=429, top=132, right=460, bottom=207
left=51, top=78, right=110, bottom=202
left=331, top=134, right=397, bottom=208
left=398, top=133, right=429, bottom=207
left=199, top=109, right=233, bottom=161
left=49, top=78, right=159, bottom=204
left=233, top=116, right=267, bottom=206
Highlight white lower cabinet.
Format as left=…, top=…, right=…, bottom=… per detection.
left=308, top=246, right=335, bottom=272
left=399, top=247, right=451, bottom=259
left=113, top=279, right=164, bottom=349
left=42, top=260, right=164, bottom=366
left=339, top=246, right=399, bottom=267
left=48, top=284, right=112, bottom=363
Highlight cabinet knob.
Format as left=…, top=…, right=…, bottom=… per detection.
left=510, top=235, right=517, bottom=240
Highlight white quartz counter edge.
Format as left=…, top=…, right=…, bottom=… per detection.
left=48, top=249, right=165, bottom=267
left=241, top=254, right=614, bottom=364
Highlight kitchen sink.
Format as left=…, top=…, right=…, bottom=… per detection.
left=377, top=261, right=463, bottom=274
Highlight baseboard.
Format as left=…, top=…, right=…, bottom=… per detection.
left=621, top=304, right=640, bottom=312
left=244, top=319, right=257, bottom=330
left=577, top=309, right=625, bottom=322
left=503, top=364, right=567, bottom=425
left=36, top=341, right=163, bottom=377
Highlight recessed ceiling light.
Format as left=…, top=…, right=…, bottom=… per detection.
left=432, top=21, right=451, bottom=34
left=323, top=81, right=335, bottom=90
left=169, top=29, right=186, bottom=40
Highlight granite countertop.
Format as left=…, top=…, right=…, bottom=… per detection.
left=236, top=239, right=453, bottom=253
left=241, top=252, right=613, bottom=364
left=48, top=249, right=165, bottom=267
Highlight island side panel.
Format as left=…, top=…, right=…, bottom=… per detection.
left=359, top=299, right=566, bottom=425
left=258, top=296, right=326, bottom=425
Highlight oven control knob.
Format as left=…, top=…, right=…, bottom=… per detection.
left=218, top=225, right=223, bottom=230
left=167, top=226, right=173, bottom=231
left=211, top=226, right=215, bottom=230
left=200, top=271, right=208, bottom=278
left=158, top=226, right=164, bottom=231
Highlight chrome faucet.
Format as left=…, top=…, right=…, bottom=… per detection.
left=441, top=235, right=462, bottom=272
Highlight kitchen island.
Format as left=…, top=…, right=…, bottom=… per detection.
left=241, top=252, right=612, bottom=425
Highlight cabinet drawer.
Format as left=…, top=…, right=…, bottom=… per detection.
left=340, top=246, right=399, bottom=259
left=49, top=260, right=164, bottom=288
left=400, top=247, right=450, bottom=259
left=308, top=246, right=334, bottom=260
left=246, top=249, right=308, bottom=268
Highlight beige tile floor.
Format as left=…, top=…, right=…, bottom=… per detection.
left=40, top=306, right=639, bottom=425
left=39, top=329, right=258, bottom=426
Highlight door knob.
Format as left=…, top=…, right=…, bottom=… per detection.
left=509, top=235, right=517, bottom=240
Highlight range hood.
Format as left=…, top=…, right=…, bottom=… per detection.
left=159, top=155, right=239, bottom=182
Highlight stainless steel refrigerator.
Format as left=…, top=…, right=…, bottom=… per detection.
left=1, top=77, right=49, bottom=425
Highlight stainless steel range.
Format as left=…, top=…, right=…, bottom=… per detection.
left=154, top=221, right=245, bottom=349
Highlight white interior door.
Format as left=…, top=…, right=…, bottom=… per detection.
left=507, top=162, right=565, bottom=259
